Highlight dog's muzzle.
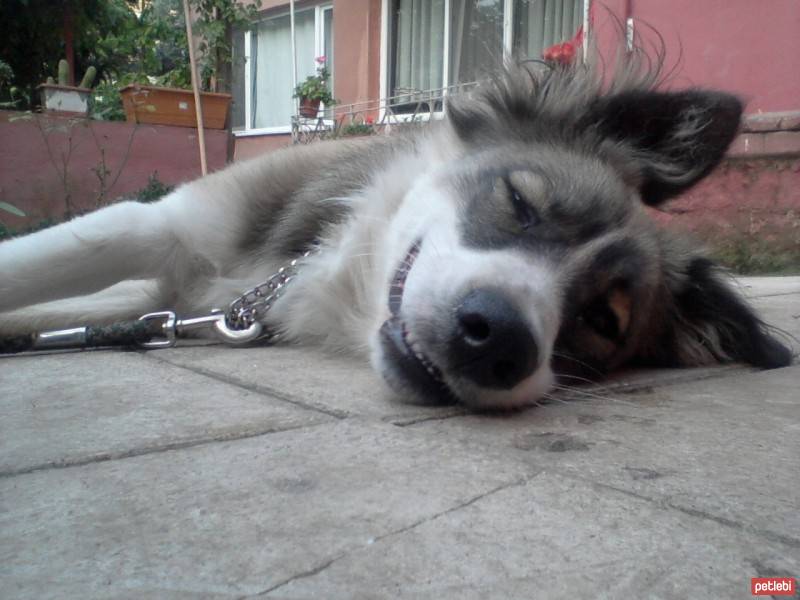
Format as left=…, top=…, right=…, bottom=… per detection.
left=379, top=240, right=541, bottom=405
left=379, top=240, right=454, bottom=403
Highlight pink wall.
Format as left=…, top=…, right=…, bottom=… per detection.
left=652, top=156, right=800, bottom=271
left=234, top=133, right=292, bottom=160
left=595, top=0, right=800, bottom=114
left=332, top=0, right=382, bottom=107
left=0, top=112, right=228, bottom=229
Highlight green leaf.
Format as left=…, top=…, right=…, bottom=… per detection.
left=0, top=201, right=26, bottom=217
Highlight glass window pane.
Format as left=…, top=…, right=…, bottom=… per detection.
left=513, top=0, right=583, bottom=60
left=391, top=0, right=445, bottom=97
left=253, top=10, right=315, bottom=129
left=449, top=0, right=504, bottom=85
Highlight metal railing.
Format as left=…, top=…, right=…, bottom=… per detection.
left=290, top=82, right=478, bottom=144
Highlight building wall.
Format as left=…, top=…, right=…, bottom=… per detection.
left=595, top=0, right=800, bottom=114
left=230, top=0, right=798, bottom=272
left=235, top=0, right=799, bottom=159
left=234, top=132, right=292, bottom=160
left=0, top=112, right=228, bottom=230
left=332, top=0, right=382, bottom=107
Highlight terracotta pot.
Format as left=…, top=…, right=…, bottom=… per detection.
left=119, top=84, right=231, bottom=129
left=299, top=97, right=321, bottom=118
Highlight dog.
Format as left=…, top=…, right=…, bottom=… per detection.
left=0, top=57, right=792, bottom=409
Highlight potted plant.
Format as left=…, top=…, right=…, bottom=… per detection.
left=38, top=59, right=96, bottom=115
left=116, top=0, right=259, bottom=129
left=293, top=57, right=336, bottom=118
left=119, top=83, right=231, bottom=129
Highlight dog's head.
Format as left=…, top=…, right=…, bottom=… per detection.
left=371, top=62, right=792, bottom=408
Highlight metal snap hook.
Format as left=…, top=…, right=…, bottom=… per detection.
left=213, top=317, right=264, bottom=345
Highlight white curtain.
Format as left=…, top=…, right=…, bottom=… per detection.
left=253, top=10, right=315, bottom=128
left=450, top=0, right=504, bottom=85
left=393, top=0, right=446, bottom=97
left=513, top=0, right=583, bottom=60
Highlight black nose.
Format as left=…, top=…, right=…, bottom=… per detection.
left=449, top=288, right=539, bottom=390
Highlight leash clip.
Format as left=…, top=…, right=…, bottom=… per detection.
left=138, top=309, right=264, bottom=348
left=138, top=311, right=178, bottom=348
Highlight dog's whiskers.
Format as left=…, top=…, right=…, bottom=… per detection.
left=551, top=351, right=606, bottom=378
left=550, top=383, right=637, bottom=406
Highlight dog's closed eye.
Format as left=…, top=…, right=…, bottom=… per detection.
left=507, top=181, right=539, bottom=230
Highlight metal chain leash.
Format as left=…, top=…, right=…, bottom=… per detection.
left=2, top=246, right=322, bottom=354
left=226, top=246, right=321, bottom=334
left=137, top=245, right=322, bottom=348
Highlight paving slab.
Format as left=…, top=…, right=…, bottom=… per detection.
left=737, top=275, right=800, bottom=298
left=0, top=420, right=533, bottom=599
left=150, top=344, right=467, bottom=422
left=750, top=293, right=800, bottom=348
left=1, top=276, right=798, bottom=599
left=269, top=472, right=800, bottom=600
left=411, top=365, right=800, bottom=550
left=0, top=351, right=331, bottom=475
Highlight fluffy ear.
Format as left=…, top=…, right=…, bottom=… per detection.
left=656, top=258, right=792, bottom=369
left=590, top=89, right=743, bottom=205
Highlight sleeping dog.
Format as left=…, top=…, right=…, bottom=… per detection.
left=0, top=58, right=792, bottom=408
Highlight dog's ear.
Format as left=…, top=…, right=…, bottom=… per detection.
left=652, top=257, right=792, bottom=369
left=589, top=89, right=743, bottom=205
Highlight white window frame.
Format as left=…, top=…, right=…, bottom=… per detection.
left=235, top=3, right=333, bottom=137
left=379, top=0, right=587, bottom=120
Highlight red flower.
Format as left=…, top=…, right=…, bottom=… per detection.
left=542, top=25, right=584, bottom=66
left=542, top=41, right=577, bottom=65
left=365, top=116, right=374, bottom=125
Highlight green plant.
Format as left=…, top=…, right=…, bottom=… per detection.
left=0, top=201, right=26, bottom=239
left=711, top=237, right=800, bottom=275
left=0, top=59, right=22, bottom=109
left=91, top=79, right=126, bottom=121
left=57, top=58, right=70, bottom=85
left=0, top=201, right=25, bottom=219
left=136, top=172, right=174, bottom=203
left=293, top=57, right=336, bottom=105
left=189, top=0, right=262, bottom=92
left=338, top=122, right=374, bottom=137
left=0, top=60, right=13, bottom=89
left=0, top=217, right=55, bottom=241
left=49, top=59, right=97, bottom=89
left=79, top=65, right=97, bottom=89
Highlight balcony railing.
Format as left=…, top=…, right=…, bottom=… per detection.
left=291, top=82, right=478, bottom=144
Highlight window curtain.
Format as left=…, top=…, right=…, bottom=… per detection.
left=513, top=0, right=583, bottom=60
left=449, top=0, right=504, bottom=85
left=392, top=0, right=445, bottom=99
left=253, top=10, right=315, bottom=129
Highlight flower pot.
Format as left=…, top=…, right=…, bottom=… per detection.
left=299, top=97, right=321, bottom=118
left=38, top=83, right=91, bottom=115
left=119, top=84, right=231, bottom=129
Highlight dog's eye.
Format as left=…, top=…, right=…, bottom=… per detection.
left=579, top=298, right=620, bottom=339
left=508, top=182, right=538, bottom=230
left=579, top=285, right=632, bottom=340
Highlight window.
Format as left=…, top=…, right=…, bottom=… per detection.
left=388, top=0, right=583, bottom=100
left=513, top=0, right=583, bottom=59
left=232, top=5, right=333, bottom=133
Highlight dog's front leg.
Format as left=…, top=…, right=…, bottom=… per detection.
left=0, top=201, right=176, bottom=313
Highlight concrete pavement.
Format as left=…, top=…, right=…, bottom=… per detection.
left=1, top=277, right=798, bottom=599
